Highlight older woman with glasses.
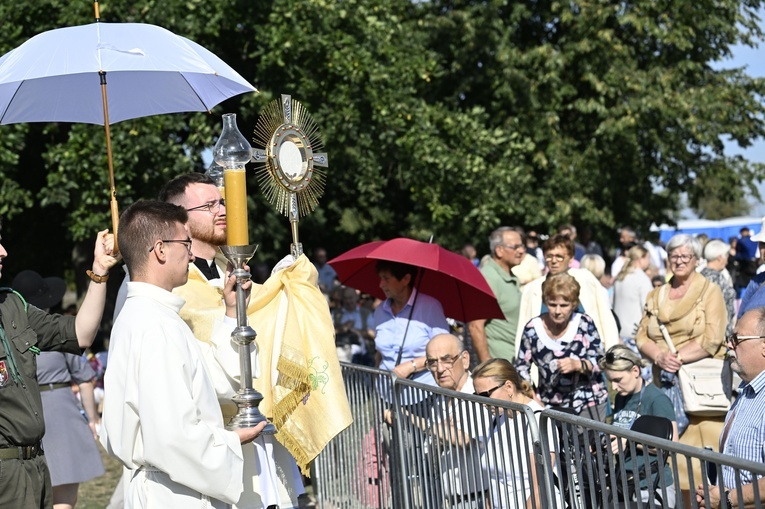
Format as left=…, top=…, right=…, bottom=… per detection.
left=635, top=233, right=727, bottom=502
left=516, top=234, right=619, bottom=353
left=600, top=345, right=678, bottom=507
left=515, top=272, right=609, bottom=420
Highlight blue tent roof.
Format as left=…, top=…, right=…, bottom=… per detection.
left=651, top=216, right=764, bottom=244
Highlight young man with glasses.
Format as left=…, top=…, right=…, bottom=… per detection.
left=111, top=174, right=307, bottom=509
left=159, top=173, right=306, bottom=509
left=100, top=200, right=267, bottom=508
left=696, top=307, right=765, bottom=509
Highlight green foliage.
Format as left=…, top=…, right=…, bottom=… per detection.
left=0, top=0, right=763, bottom=280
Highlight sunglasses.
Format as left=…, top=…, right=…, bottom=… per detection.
left=474, top=383, right=504, bottom=399
left=605, top=351, right=637, bottom=367
left=726, top=332, right=765, bottom=348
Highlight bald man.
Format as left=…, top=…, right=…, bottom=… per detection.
left=425, top=334, right=488, bottom=508
left=426, top=334, right=472, bottom=392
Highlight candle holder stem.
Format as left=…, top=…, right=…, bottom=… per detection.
left=221, top=244, right=276, bottom=434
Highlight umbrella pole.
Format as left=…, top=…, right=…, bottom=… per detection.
left=99, top=71, right=120, bottom=254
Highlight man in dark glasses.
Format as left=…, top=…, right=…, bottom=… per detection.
left=696, top=307, right=765, bottom=508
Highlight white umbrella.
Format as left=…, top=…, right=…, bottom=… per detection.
left=0, top=21, right=257, bottom=248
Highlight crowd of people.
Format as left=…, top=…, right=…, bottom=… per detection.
left=316, top=223, right=765, bottom=509
left=3, top=193, right=765, bottom=509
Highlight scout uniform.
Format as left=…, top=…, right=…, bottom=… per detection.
left=0, top=290, right=78, bottom=509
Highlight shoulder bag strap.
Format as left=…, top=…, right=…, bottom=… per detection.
left=652, top=285, right=677, bottom=354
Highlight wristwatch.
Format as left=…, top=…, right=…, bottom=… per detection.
left=724, top=489, right=733, bottom=508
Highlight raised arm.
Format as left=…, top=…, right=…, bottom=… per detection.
left=76, top=230, right=120, bottom=347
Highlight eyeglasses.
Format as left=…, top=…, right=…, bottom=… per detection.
left=668, top=253, right=694, bottom=263
left=545, top=254, right=567, bottom=261
left=474, top=383, right=504, bottom=399
left=500, top=243, right=525, bottom=251
left=425, top=352, right=464, bottom=370
left=605, top=351, right=637, bottom=367
left=148, top=237, right=193, bottom=255
left=726, top=332, right=765, bottom=348
left=186, top=199, right=225, bottom=214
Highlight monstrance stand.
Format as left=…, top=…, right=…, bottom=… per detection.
left=251, top=94, right=328, bottom=257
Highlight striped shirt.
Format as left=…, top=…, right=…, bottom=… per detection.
left=721, top=370, right=765, bottom=488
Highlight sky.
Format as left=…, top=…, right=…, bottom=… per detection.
left=711, top=17, right=765, bottom=218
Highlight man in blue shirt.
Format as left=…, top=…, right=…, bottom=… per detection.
left=696, top=307, right=765, bottom=508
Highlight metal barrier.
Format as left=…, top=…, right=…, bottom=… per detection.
left=315, top=363, right=765, bottom=509
left=539, top=409, right=765, bottom=509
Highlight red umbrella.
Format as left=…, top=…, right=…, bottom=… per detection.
left=328, top=238, right=504, bottom=322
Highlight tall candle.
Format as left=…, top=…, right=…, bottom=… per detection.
left=224, top=167, right=248, bottom=245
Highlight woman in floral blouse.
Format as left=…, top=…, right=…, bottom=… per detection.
left=515, top=272, right=609, bottom=421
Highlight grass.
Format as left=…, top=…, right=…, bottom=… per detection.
left=77, top=445, right=122, bottom=509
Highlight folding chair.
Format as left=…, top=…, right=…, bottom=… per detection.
left=615, top=415, right=673, bottom=508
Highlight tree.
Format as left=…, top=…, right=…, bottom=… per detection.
left=417, top=0, right=765, bottom=243
left=0, top=0, right=763, bottom=287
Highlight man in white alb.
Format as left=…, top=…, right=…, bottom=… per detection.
left=100, top=200, right=266, bottom=508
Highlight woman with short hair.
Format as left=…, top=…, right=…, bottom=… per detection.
left=515, top=272, right=609, bottom=420
left=700, top=239, right=736, bottom=337
left=635, top=233, right=727, bottom=501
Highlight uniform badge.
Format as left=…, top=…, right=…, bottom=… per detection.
left=0, top=360, right=8, bottom=387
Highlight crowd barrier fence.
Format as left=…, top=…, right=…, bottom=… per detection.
left=314, top=363, right=765, bottom=509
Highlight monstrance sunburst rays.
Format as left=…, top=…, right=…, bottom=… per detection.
left=251, top=94, right=328, bottom=217
left=251, top=94, right=329, bottom=257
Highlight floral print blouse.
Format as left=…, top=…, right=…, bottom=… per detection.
left=515, top=312, right=608, bottom=413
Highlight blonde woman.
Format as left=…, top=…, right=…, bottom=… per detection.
left=601, top=345, right=678, bottom=507
left=473, top=358, right=557, bottom=509
left=613, top=245, right=654, bottom=381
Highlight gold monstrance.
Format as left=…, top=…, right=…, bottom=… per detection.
left=251, top=94, right=328, bottom=257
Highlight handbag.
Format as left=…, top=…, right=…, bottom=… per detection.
left=655, top=313, right=729, bottom=416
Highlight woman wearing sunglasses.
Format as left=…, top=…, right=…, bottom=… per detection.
left=515, top=272, right=609, bottom=420
left=601, top=345, right=678, bottom=507
left=473, top=358, right=558, bottom=509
